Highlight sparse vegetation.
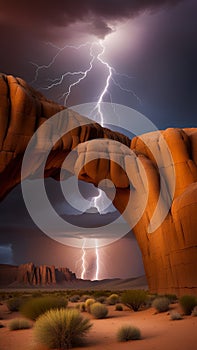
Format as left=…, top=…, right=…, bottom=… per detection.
left=21, top=296, right=68, bottom=320
left=152, top=297, right=170, bottom=313
left=179, top=295, right=197, bottom=315
left=90, top=302, right=108, bottom=319
left=6, top=297, right=24, bottom=312
left=34, top=308, right=92, bottom=349
left=170, top=312, right=183, bottom=320
left=107, top=293, right=119, bottom=305
left=121, top=290, right=148, bottom=311
left=115, top=304, right=123, bottom=311
left=9, top=318, right=32, bottom=330
left=31, top=291, right=43, bottom=298
left=117, top=325, right=141, bottom=342
left=69, top=294, right=80, bottom=303
left=92, top=290, right=111, bottom=298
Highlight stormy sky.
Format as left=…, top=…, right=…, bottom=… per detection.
left=0, top=0, right=196, bottom=279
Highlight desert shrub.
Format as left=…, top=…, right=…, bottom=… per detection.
left=152, top=297, right=170, bottom=313
left=163, top=294, right=177, bottom=303
left=80, top=295, right=91, bottom=302
left=179, top=295, right=197, bottom=315
left=117, top=325, right=141, bottom=342
left=115, top=304, right=123, bottom=311
left=80, top=302, right=86, bottom=312
left=34, top=308, right=92, bottom=349
left=21, top=296, right=68, bottom=320
left=90, top=302, right=108, bottom=319
left=69, top=295, right=80, bottom=303
left=96, top=296, right=106, bottom=304
left=9, top=318, right=32, bottom=330
left=121, top=290, right=148, bottom=311
left=192, top=306, right=197, bottom=316
left=6, top=297, right=24, bottom=312
left=170, top=312, right=183, bottom=320
left=144, top=294, right=158, bottom=309
left=85, top=298, right=95, bottom=312
left=107, top=294, right=119, bottom=305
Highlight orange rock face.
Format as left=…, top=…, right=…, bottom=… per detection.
left=0, top=74, right=196, bottom=295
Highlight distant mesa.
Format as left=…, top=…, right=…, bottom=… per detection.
left=0, top=263, right=76, bottom=287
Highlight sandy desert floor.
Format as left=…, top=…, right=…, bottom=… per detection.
left=0, top=301, right=197, bottom=350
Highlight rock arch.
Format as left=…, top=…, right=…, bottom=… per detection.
left=0, top=74, right=197, bottom=295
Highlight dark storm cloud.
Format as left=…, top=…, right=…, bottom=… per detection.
left=0, top=0, right=183, bottom=38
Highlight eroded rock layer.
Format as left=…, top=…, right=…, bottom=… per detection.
left=0, top=263, right=76, bottom=286
left=0, top=74, right=196, bottom=295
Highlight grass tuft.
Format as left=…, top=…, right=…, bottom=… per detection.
left=179, top=295, right=197, bottom=315
left=90, top=302, right=108, bottom=319
left=117, top=325, right=141, bottom=342
left=170, top=312, right=183, bottom=320
left=121, top=290, right=147, bottom=311
left=34, top=308, right=92, bottom=349
left=9, top=318, right=32, bottom=331
left=152, top=297, right=170, bottom=313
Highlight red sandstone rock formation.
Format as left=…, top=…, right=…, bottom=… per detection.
left=0, top=263, right=76, bottom=286
left=0, top=74, right=196, bottom=295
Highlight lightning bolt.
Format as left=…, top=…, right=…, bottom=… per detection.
left=94, top=240, right=100, bottom=281
left=30, top=41, right=91, bottom=85
left=30, top=36, right=141, bottom=281
left=81, top=239, right=87, bottom=280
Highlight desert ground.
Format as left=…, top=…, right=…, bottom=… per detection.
left=0, top=293, right=197, bottom=350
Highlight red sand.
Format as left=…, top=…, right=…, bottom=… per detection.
left=0, top=303, right=197, bottom=350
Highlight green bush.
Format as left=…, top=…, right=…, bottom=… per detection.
left=121, top=290, right=148, bottom=311
left=90, top=302, right=108, bottom=319
left=192, top=306, right=197, bottom=316
left=6, top=297, right=24, bottom=312
left=115, top=304, right=123, bottom=311
left=21, top=296, right=68, bottom=320
left=85, top=298, right=95, bottom=312
left=179, top=295, right=197, bottom=315
left=9, top=318, right=32, bottom=330
left=152, top=297, right=170, bottom=313
left=34, top=308, right=92, bottom=349
left=170, top=312, right=183, bottom=320
left=107, top=294, right=119, bottom=305
left=117, top=325, right=141, bottom=342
